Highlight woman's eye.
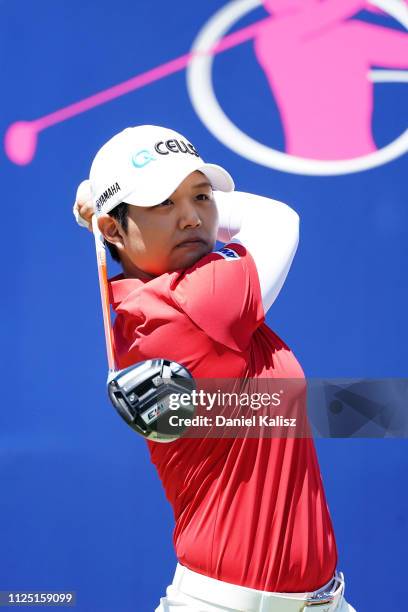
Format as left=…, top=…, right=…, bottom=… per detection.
left=158, top=199, right=173, bottom=207
left=196, top=193, right=210, bottom=201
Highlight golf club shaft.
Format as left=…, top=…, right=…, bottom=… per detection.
left=92, top=214, right=117, bottom=376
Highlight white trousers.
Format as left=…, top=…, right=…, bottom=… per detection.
left=155, top=563, right=357, bottom=612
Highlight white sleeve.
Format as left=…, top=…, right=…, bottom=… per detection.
left=215, top=190, right=300, bottom=314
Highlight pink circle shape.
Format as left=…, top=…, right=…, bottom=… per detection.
left=4, top=121, right=38, bottom=165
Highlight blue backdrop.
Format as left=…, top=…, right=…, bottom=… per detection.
left=1, top=1, right=407, bottom=610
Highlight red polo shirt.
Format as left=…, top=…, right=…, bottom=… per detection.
left=108, top=242, right=337, bottom=592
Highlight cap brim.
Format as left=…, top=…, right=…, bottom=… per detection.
left=197, top=163, right=235, bottom=193
left=123, top=162, right=234, bottom=208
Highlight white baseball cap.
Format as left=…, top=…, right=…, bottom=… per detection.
left=89, top=125, right=235, bottom=215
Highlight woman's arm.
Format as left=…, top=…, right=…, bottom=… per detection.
left=215, top=191, right=299, bottom=315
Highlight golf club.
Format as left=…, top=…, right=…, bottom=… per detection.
left=91, top=214, right=196, bottom=442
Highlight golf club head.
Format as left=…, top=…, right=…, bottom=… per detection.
left=107, top=359, right=196, bottom=442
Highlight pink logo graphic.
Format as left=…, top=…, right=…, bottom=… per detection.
left=187, top=0, right=408, bottom=174
left=4, top=0, right=408, bottom=175
left=254, top=0, right=408, bottom=159
left=3, top=17, right=272, bottom=166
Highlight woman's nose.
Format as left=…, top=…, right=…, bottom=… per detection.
left=179, top=203, right=202, bottom=229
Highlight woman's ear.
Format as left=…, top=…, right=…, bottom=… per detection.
left=97, top=214, right=125, bottom=249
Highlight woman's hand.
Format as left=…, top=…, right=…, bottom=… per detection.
left=72, top=180, right=95, bottom=232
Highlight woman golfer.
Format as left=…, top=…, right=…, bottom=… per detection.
left=73, top=124, right=356, bottom=612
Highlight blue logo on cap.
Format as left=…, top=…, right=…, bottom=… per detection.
left=132, top=149, right=156, bottom=168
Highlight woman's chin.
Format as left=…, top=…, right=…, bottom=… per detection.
left=171, top=244, right=212, bottom=270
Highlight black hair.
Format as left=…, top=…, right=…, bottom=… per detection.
left=105, top=202, right=129, bottom=263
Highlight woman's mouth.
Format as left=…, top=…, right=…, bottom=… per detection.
left=176, top=239, right=207, bottom=248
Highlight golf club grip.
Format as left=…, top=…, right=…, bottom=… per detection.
left=92, top=215, right=117, bottom=373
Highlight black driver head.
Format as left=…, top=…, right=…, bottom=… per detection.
left=107, top=359, right=196, bottom=442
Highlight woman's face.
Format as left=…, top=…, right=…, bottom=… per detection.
left=104, top=171, right=218, bottom=279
